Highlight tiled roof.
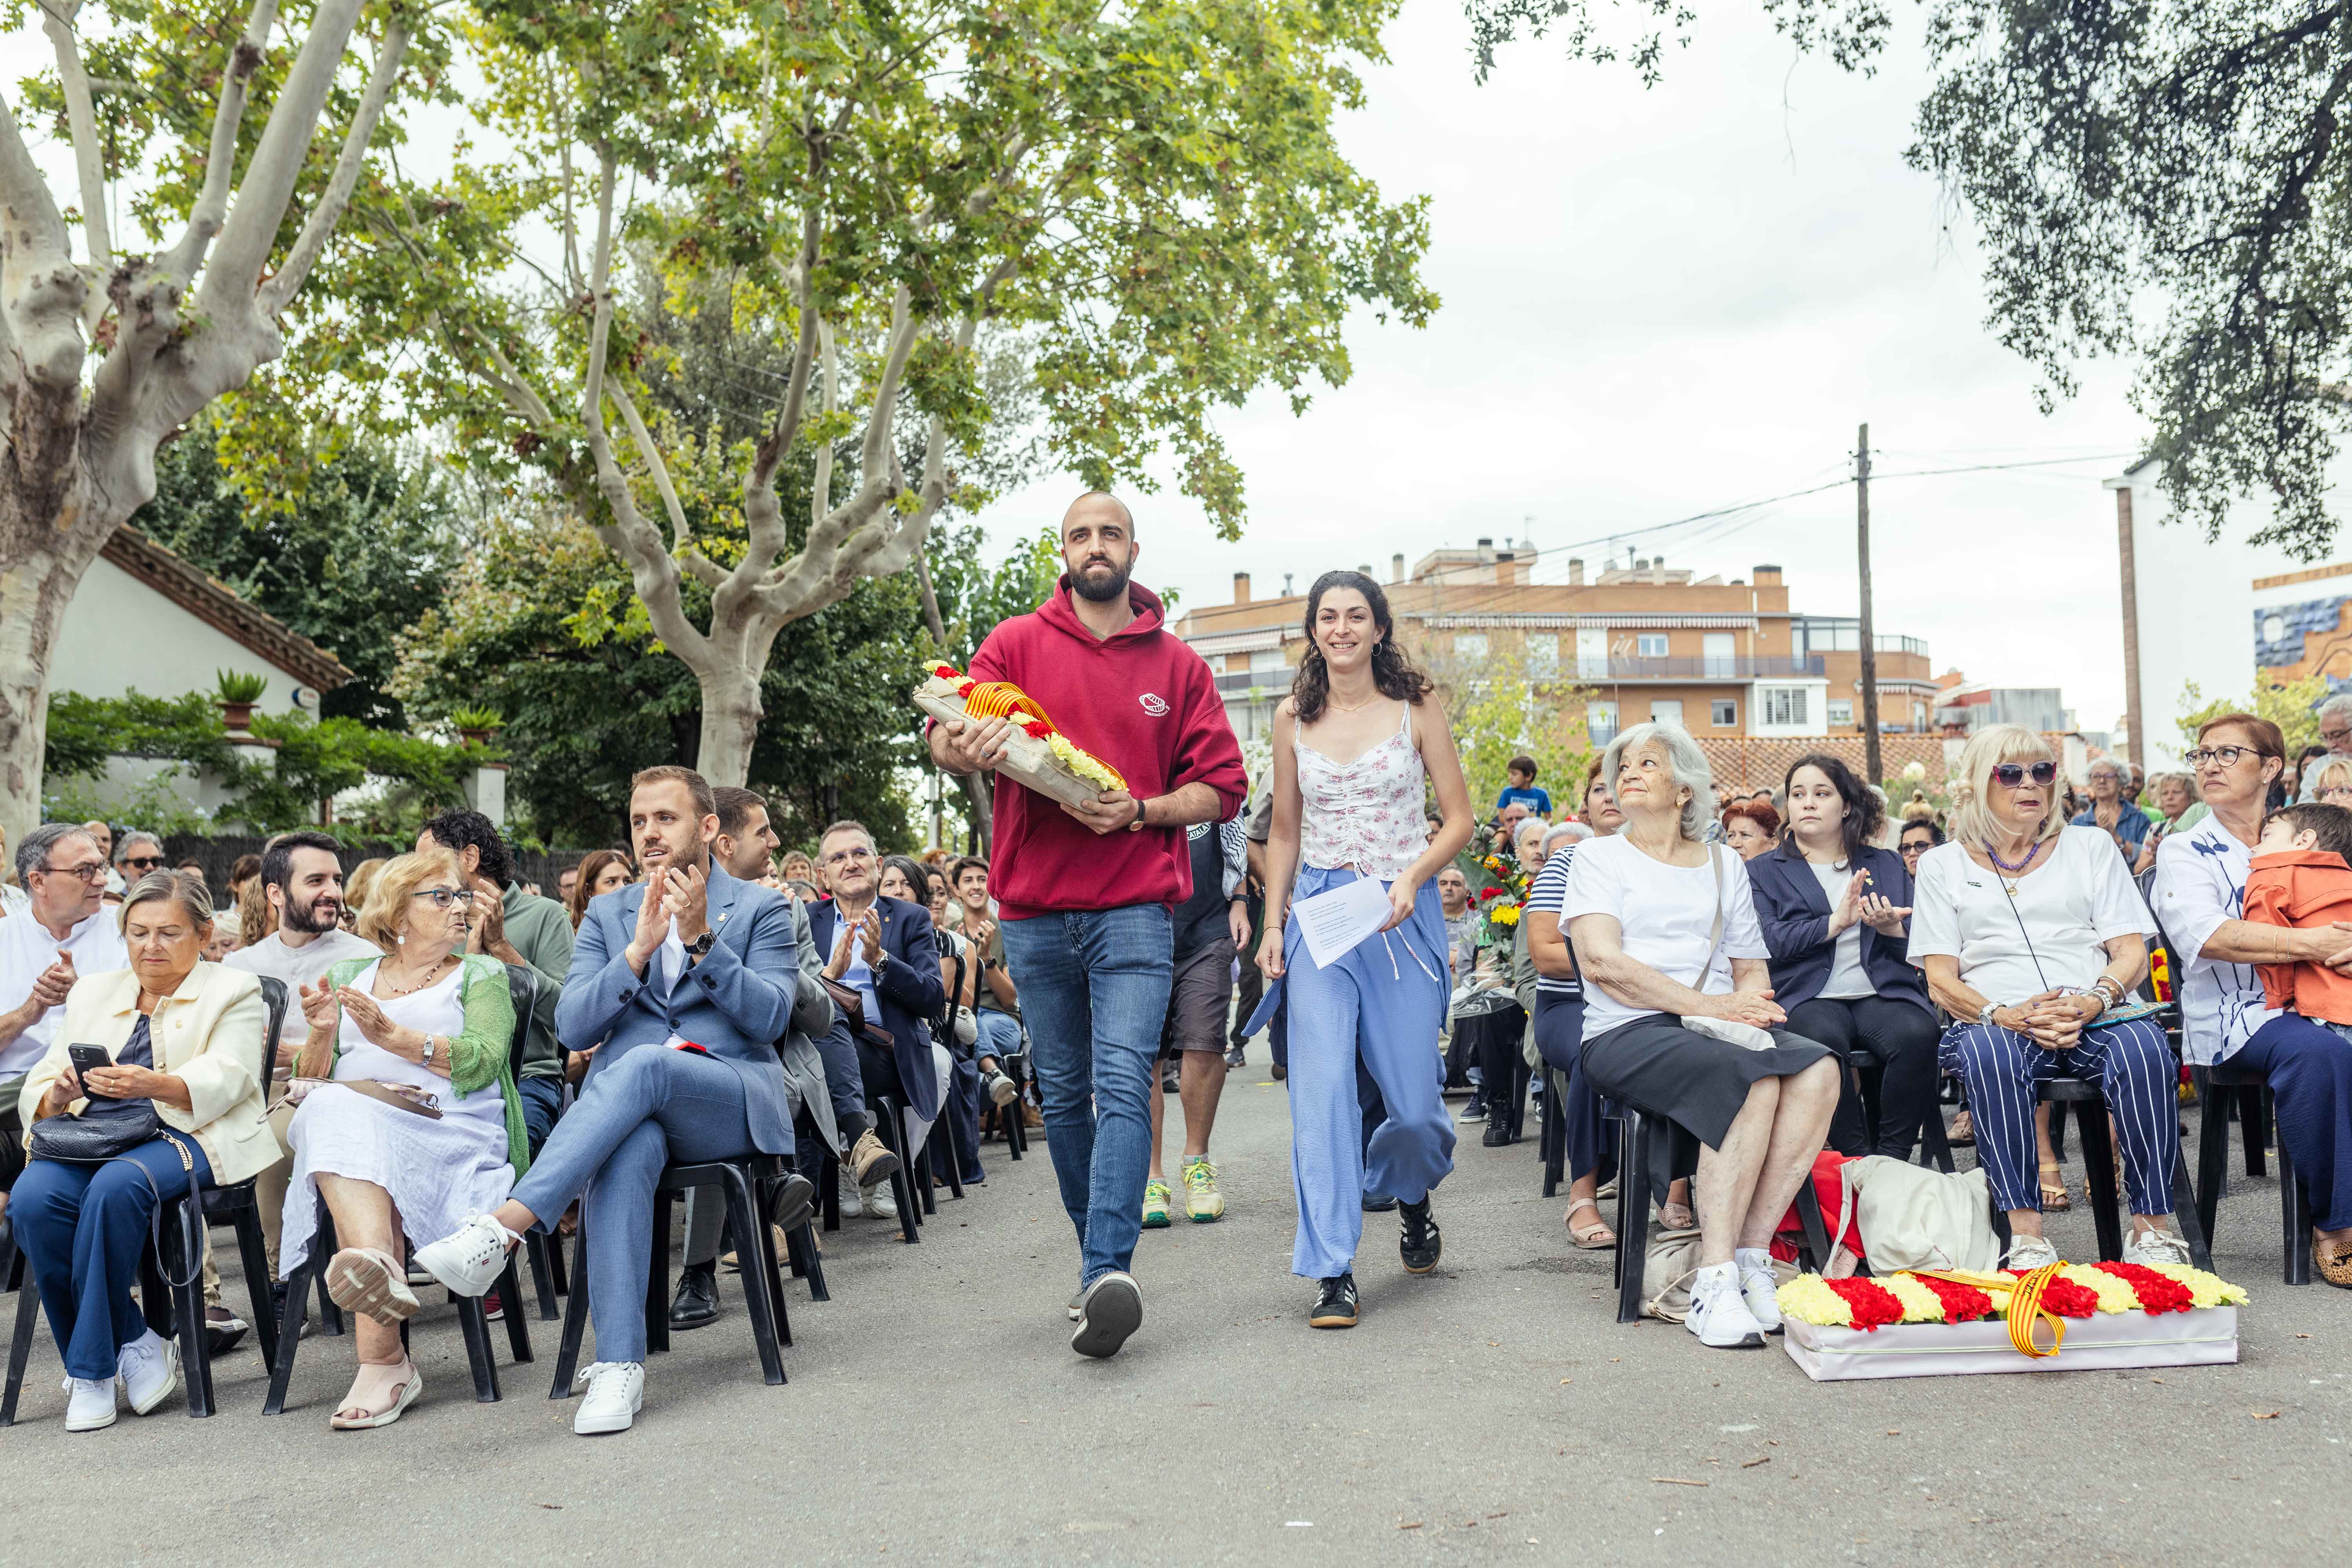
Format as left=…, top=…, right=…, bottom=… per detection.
left=100, top=526, right=354, bottom=692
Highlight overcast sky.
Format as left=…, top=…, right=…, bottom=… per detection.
left=967, top=0, right=2149, bottom=731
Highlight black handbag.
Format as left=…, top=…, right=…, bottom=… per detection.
left=28, top=1106, right=207, bottom=1289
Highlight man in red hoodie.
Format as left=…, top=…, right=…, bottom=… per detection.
left=931, top=493, right=1247, bottom=1358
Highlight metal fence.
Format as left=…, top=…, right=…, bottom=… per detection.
left=160, top=834, right=600, bottom=907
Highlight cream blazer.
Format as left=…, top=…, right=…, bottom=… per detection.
left=17, top=962, right=277, bottom=1187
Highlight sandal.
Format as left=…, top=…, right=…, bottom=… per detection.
left=330, top=1359, right=421, bottom=1430
left=324, top=1247, right=421, bottom=1321
left=2038, top=1162, right=2072, bottom=1212
left=1564, top=1198, right=1616, bottom=1250
left=1658, top=1200, right=1695, bottom=1230
left=2315, top=1236, right=2352, bottom=1289
left=1948, top=1109, right=1975, bottom=1146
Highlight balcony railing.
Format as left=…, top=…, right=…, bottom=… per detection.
left=1215, top=670, right=1287, bottom=695
left=1580, top=655, right=1825, bottom=682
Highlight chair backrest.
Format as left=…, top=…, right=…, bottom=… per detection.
left=931, top=928, right=965, bottom=1046
left=503, top=963, right=538, bottom=1081
left=255, top=976, right=289, bottom=1093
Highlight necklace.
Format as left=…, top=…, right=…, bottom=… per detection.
left=1327, top=690, right=1383, bottom=713
left=380, top=952, right=456, bottom=998
left=1982, top=836, right=2042, bottom=895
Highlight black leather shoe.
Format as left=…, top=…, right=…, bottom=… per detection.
left=669, top=1261, right=720, bottom=1331
left=1399, top=1197, right=1442, bottom=1274
left=1481, top=1122, right=1512, bottom=1148
left=772, top=1173, right=817, bottom=1236
left=1361, top=1193, right=1397, bottom=1212
left=1309, top=1272, right=1359, bottom=1329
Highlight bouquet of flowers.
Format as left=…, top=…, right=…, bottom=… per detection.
left=913, top=662, right=1127, bottom=808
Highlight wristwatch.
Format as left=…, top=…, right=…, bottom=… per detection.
left=1977, top=1000, right=2000, bottom=1029
left=684, top=931, right=717, bottom=958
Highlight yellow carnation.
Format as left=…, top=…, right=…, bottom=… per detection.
left=1880, top=1272, right=1950, bottom=1324
left=2058, top=1265, right=2141, bottom=1314
left=1047, top=733, right=1128, bottom=793
left=2147, top=1263, right=2250, bottom=1308
left=1775, top=1275, right=1852, bottom=1327
left=1490, top=905, right=1521, bottom=927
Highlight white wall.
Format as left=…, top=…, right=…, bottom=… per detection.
left=50, top=555, right=314, bottom=711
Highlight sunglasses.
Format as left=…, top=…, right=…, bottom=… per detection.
left=1991, top=762, right=2058, bottom=788
left=121, top=855, right=165, bottom=871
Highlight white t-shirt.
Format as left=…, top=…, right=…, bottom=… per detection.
left=0, top=907, right=130, bottom=1080
left=1808, top=858, right=1872, bottom=1000
left=1906, top=826, right=2154, bottom=1007
left=223, top=927, right=381, bottom=1061
left=1561, top=835, right=1769, bottom=1038
left=2151, top=812, right=2270, bottom=1065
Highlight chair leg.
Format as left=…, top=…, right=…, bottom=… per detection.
left=2048, top=1097, right=2069, bottom=1163
left=167, top=1203, right=213, bottom=1419
left=914, top=1135, right=939, bottom=1217
left=1793, top=1180, right=1836, bottom=1275
left=526, top=1233, right=561, bottom=1321
left=2170, top=1146, right=2212, bottom=1272
left=1614, top=1112, right=1652, bottom=1326
left=645, top=1189, right=672, bottom=1356
left=932, top=1117, right=965, bottom=1201
left=2279, top=1124, right=2314, bottom=1286
left=546, top=1220, right=570, bottom=1296
left=2240, top=1084, right=2268, bottom=1176
left=550, top=1225, right=591, bottom=1400
left=263, top=1255, right=313, bottom=1415
left=1540, top=1069, right=1566, bottom=1198
left=1920, top=1099, right=1958, bottom=1175
left=138, top=1247, right=172, bottom=1340
left=4, top=1258, right=44, bottom=1425
left=2076, top=1099, right=2126, bottom=1262
left=876, top=1102, right=920, bottom=1243
left=718, top=1170, right=786, bottom=1387
left=2196, top=1074, right=2230, bottom=1242
left=785, top=1221, right=829, bottom=1303
left=755, top=1182, right=792, bottom=1350
left=452, top=1292, right=501, bottom=1402
left=233, top=1208, right=279, bottom=1372
left=498, top=1254, right=534, bottom=1363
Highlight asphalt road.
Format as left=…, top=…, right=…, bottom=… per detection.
left=2, top=1069, right=2343, bottom=1566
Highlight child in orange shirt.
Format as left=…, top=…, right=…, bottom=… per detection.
left=2249, top=802, right=2352, bottom=1027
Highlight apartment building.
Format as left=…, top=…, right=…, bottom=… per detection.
left=1171, top=541, right=1937, bottom=759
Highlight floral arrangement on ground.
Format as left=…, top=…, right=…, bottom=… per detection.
left=1777, top=1263, right=2247, bottom=1331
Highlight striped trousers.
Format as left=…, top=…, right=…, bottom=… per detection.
left=1939, top=1018, right=2178, bottom=1216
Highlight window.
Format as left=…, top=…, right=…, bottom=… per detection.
left=1828, top=699, right=1854, bottom=726
left=1650, top=699, right=1685, bottom=729
left=1760, top=686, right=1809, bottom=726
left=1702, top=632, right=1734, bottom=677
left=1711, top=699, right=1737, bottom=728
left=1576, top=629, right=1609, bottom=678
left=1455, top=632, right=1489, bottom=659
left=1525, top=633, right=1559, bottom=679
left=1586, top=701, right=1619, bottom=746
left=1248, top=647, right=1287, bottom=674
left=1636, top=633, right=1669, bottom=658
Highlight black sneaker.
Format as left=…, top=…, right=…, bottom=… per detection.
left=1399, top=1197, right=1442, bottom=1274
left=1361, top=1192, right=1397, bottom=1213
left=1481, top=1122, right=1512, bottom=1147
left=1459, top=1098, right=1488, bottom=1123
left=1309, top=1273, right=1359, bottom=1329
left=1160, top=1061, right=1181, bottom=1095
left=668, top=1260, right=720, bottom=1331
left=1071, top=1271, right=1143, bottom=1359
left=1225, top=1044, right=1246, bottom=1068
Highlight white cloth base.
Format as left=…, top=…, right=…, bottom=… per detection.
left=1781, top=1306, right=2239, bottom=1381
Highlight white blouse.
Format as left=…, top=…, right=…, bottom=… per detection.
left=1562, top=835, right=1768, bottom=1038
left=1906, top=826, right=2153, bottom=1008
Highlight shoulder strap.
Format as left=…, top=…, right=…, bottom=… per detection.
left=1700, top=844, right=1728, bottom=980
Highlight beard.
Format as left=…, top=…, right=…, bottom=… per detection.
left=282, top=891, right=341, bottom=935
left=1069, top=554, right=1133, bottom=604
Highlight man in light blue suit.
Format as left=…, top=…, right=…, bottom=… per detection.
left=416, top=765, right=800, bottom=1435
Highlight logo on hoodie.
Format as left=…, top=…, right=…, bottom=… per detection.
left=1139, top=693, right=1170, bottom=717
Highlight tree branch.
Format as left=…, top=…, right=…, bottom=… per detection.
left=158, top=0, right=281, bottom=284
left=0, top=85, right=87, bottom=396
left=809, top=316, right=837, bottom=524
left=40, top=0, right=113, bottom=318
left=257, top=15, right=410, bottom=316
left=608, top=381, right=724, bottom=588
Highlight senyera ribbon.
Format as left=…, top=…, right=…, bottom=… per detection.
left=1913, top=1264, right=2069, bottom=1359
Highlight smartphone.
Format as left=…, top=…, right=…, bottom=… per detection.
left=67, top=1044, right=112, bottom=1096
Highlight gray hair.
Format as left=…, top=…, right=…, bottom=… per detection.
left=1513, top=816, right=1549, bottom=848
left=15, top=823, right=95, bottom=890
left=1541, top=821, right=1588, bottom=854
left=2087, top=756, right=2123, bottom=779
left=113, top=829, right=163, bottom=866
left=2319, top=693, right=2352, bottom=726
left=1599, top=722, right=1716, bottom=841
left=118, top=869, right=214, bottom=935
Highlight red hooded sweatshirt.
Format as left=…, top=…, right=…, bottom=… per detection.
left=967, top=579, right=1247, bottom=918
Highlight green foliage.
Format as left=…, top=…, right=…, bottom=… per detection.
left=2177, top=675, right=2331, bottom=755
left=130, top=423, right=465, bottom=729
left=1442, top=646, right=1595, bottom=814
left=213, top=670, right=269, bottom=704
left=43, top=691, right=238, bottom=779
left=448, top=707, right=505, bottom=733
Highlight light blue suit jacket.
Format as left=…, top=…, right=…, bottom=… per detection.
left=558, top=861, right=798, bottom=1155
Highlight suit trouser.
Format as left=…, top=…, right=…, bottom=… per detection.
left=510, top=1045, right=758, bottom=1364
left=15, top=1137, right=214, bottom=1380
left=1940, top=1018, right=2178, bottom=1216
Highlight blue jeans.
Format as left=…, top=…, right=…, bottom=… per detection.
left=510, top=1045, right=755, bottom=1363
left=974, top=1009, right=1022, bottom=1067
left=15, top=1136, right=214, bottom=1379
left=1000, top=904, right=1174, bottom=1288
left=517, top=1075, right=564, bottom=1157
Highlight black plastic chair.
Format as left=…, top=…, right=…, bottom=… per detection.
left=2194, top=1067, right=2313, bottom=1285
left=3, top=976, right=285, bottom=1425
left=550, top=1152, right=790, bottom=1397
left=1980, top=1074, right=2208, bottom=1269
left=1607, top=1103, right=1835, bottom=1325
left=263, top=966, right=539, bottom=1412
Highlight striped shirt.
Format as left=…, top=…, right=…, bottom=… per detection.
left=1524, top=845, right=1582, bottom=996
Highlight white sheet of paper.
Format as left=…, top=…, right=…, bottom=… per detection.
left=1291, top=875, right=1395, bottom=969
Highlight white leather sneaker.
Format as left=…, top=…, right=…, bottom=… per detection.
left=413, top=1213, right=519, bottom=1298
left=63, top=1376, right=117, bottom=1432
left=1684, top=1263, right=1768, bottom=1349
left=984, top=1069, right=1019, bottom=1107
left=2123, top=1228, right=2194, bottom=1267
left=1733, top=1248, right=1784, bottom=1335
left=861, top=1180, right=899, bottom=1221
left=572, top=1361, right=645, bottom=1435
left=116, top=1329, right=181, bottom=1416
left=2004, top=1233, right=2060, bottom=1271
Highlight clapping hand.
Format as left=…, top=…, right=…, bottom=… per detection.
left=29, top=951, right=76, bottom=1010
left=1826, top=872, right=1869, bottom=937
left=336, top=985, right=399, bottom=1049
left=660, top=863, right=710, bottom=944
left=298, top=976, right=340, bottom=1035
left=1858, top=891, right=1912, bottom=936
left=626, top=876, right=672, bottom=971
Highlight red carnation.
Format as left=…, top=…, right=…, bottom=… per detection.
left=932, top=662, right=962, bottom=679
left=1018, top=719, right=1051, bottom=738
left=955, top=678, right=977, bottom=697
left=1824, top=1277, right=1904, bottom=1331
left=2036, top=1276, right=2100, bottom=1318
left=2093, top=1261, right=2195, bottom=1315
left=1912, top=1274, right=1994, bottom=1325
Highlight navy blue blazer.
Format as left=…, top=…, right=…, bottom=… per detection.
left=808, top=895, right=947, bottom=1122
left=1744, top=840, right=1932, bottom=1015
left=559, top=862, right=800, bottom=1156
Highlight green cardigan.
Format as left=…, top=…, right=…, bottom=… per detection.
left=322, top=951, right=530, bottom=1176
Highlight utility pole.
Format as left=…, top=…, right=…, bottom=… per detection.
left=2116, top=482, right=2145, bottom=775
left=1856, top=422, right=1883, bottom=787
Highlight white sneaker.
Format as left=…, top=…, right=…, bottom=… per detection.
left=861, top=1180, right=899, bottom=1221
left=63, top=1376, right=117, bottom=1432
left=2004, top=1233, right=2060, bottom=1271
left=1733, top=1248, right=1783, bottom=1335
left=413, top=1213, right=520, bottom=1298
left=984, top=1069, right=1019, bottom=1107
left=572, top=1361, right=644, bottom=1435
left=1684, top=1263, right=1768, bottom=1349
left=838, top=1172, right=863, bottom=1218
left=2123, top=1228, right=2194, bottom=1267
left=116, top=1329, right=180, bottom=1416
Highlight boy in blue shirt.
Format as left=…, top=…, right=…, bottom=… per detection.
left=1495, top=755, right=1551, bottom=818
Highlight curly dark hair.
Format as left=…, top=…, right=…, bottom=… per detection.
left=1782, top=752, right=1884, bottom=864
left=1290, top=570, right=1434, bottom=725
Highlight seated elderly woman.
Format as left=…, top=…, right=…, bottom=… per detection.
left=1719, top=798, right=1780, bottom=860
left=15, top=871, right=276, bottom=1431
left=280, top=848, right=521, bottom=1430
left=1909, top=723, right=2189, bottom=1269
left=1564, top=724, right=1842, bottom=1350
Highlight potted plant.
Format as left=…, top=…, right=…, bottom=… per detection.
left=214, top=669, right=268, bottom=730
left=450, top=706, right=505, bottom=748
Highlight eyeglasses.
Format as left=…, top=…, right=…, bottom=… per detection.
left=821, top=847, right=874, bottom=867
left=410, top=888, right=479, bottom=909
left=2184, top=745, right=2260, bottom=769
left=2319, top=786, right=2352, bottom=804
left=37, top=861, right=107, bottom=883
left=120, top=855, right=165, bottom=871
left=1990, top=761, right=2058, bottom=788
